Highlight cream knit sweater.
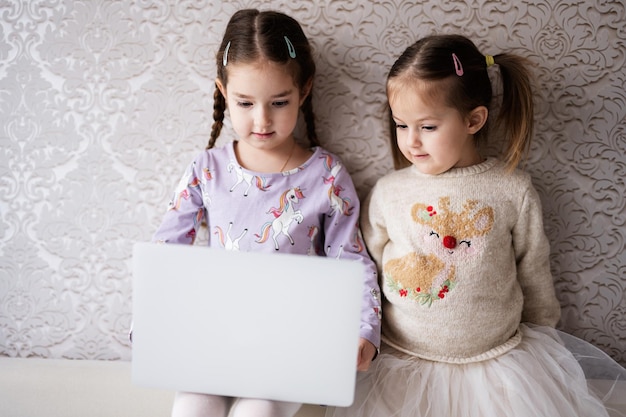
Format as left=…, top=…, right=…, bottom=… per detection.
left=361, top=158, right=561, bottom=363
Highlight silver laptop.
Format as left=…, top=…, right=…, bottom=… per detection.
left=131, top=242, right=364, bottom=407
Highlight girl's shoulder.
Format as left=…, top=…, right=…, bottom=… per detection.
left=372, top=165, right=416, bottom=188
left=298, top=146, right=347, bottom=172
left=311, top=145, right=343, bottom=163
left=187, top=141, right=234, bottom=166
left=202, top=141, right=233, bottom=158
left=489, top=159, right=536, bottom=189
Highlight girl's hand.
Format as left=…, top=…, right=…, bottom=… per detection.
left=357, top=338, right=378, bottom=371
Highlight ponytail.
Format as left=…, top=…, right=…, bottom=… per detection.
left=493, top=53, right=535, bottom=170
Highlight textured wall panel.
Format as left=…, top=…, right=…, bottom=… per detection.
left=0, top=0, right=624, bottom=365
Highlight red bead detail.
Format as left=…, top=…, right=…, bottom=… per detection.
left=443, top=235, right=457, bottom=249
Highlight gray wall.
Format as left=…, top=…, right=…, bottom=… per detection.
left=0, top=0, right=624, bottom=365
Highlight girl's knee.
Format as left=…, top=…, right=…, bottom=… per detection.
left=171, top=392, right=231, bottom=417
left=231, top=398, right=302, bottom=417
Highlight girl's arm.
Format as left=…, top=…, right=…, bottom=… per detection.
left=322, top=168, right=381, bottom=355
left=152, top=159, right=205, bottom=245
left=513, top=186, right=561, bottom=327
left=359, top=182, right=389, bottom=271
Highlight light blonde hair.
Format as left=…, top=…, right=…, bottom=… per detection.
left=387, top=34, right=535, bottom=172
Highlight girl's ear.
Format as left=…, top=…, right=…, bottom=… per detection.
left=467, top=106, right=488, bottom=134
left=299, top=77, right=313, bottom=106
left=215, top=78, right=226, bottom=98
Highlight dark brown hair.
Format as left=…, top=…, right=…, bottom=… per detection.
left=207, top=9, right=319, bottom=149
left=387, top=34, right=535, bottom=171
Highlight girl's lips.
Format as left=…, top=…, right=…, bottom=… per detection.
left=253, top=132, right=274, bottom=139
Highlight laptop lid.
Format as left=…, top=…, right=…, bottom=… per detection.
left=131, top=242, right=364, bottom=406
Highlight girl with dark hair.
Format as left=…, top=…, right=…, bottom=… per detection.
left=153, top=9, right=381, bottom=417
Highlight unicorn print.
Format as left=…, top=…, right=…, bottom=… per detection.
left=255, top=187, right=305, bottom=250
left=320, top=152, right=342, bottom=184
left=325, top=244, right=344, bottom=259
left=227, top=161, right=271, bottom=196
left=328, top=183, right=353, bottom=218
left=214, top=222, right=247, bottom=251
left=319, top=153, right=353, bottom=220
left=200, top=167, right=213, bottom=207
left=168, top=162, right=199, bottom=211
left=307, top=225, right=320, bottom=256
left=352, top=224, right=365, bottom=253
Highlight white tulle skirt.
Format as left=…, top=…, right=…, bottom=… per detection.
left=326, top=324, right=625, bottom=417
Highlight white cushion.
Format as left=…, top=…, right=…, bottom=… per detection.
left=0, top=357, right=325, bottom=417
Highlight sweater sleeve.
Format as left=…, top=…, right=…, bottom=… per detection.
left=513, top=185, right=561, bottom=327
left=360, top=182, right=389, bottom=273
left=324, top=168, right=381, bottom=348
left=152, top=158, right=205, bottom=245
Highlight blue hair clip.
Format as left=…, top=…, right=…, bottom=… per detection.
left=284, top=36, right=296, bottom=59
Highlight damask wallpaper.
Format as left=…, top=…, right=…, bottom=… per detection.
left=0, top=0, right=624, bottom=366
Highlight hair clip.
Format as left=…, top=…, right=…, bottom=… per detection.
left=223, top=41, right=231, bottom=67
left=485, top=55, right=495, bottom=68
left=452, top=53, right=463, bottom=76
left=284, top=36, right=296, bottom=58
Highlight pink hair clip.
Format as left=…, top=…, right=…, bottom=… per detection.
left=452, top=53, right=463, bottom=76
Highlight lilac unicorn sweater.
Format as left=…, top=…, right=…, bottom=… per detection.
left=153, top=141, right=381, bottom=348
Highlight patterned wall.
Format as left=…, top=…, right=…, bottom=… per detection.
left=0, top=0, right=624, bottom=365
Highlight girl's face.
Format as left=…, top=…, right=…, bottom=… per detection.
left=389, top=81, right=485, bottom=175
left=217, top=61, right=308, bottom=157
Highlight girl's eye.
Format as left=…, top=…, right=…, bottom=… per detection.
left=273, top=100, right=289, bottom=107
left=395, top=123, right=408, bottom=130
left=422, top=125, right=436, bottom=131
left=237, top=101, right=252, bottom=108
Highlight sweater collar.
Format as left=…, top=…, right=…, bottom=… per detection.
left=409, top=158, right=500, bottom=178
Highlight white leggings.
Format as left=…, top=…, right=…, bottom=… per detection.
left=171, top=392, right=302, bottom=417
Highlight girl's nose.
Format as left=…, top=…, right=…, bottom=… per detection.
left=407, top=129, right=421, bottom=147
left=255, top=106, right=271, bottom=128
